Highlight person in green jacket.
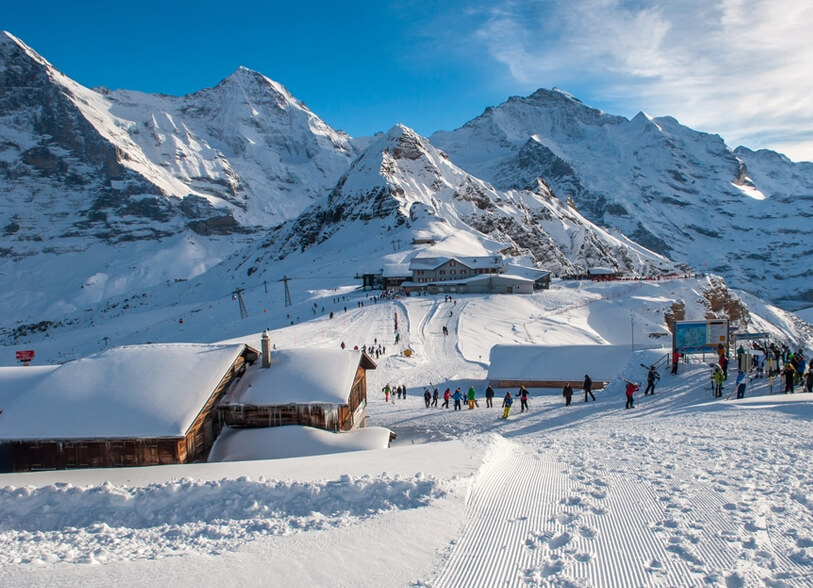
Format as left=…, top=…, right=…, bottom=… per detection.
left=712, top=366, right=724, bottom=398
left=467, top=385, right=477, bottom=409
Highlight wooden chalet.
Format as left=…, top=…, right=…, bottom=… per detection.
left=218, top=342, right=376, bottom=433
left=0, top=343, right=257, bottom=472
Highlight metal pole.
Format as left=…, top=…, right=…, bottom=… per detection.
left=630, top=312, right=635, bottom=352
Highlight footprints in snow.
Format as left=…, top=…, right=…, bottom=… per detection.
left=520, top=477, right=603, bottom=584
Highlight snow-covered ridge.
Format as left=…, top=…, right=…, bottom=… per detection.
left=266, top=123, right=673, bottom=279
left=431, top=89, right=813, bottom=309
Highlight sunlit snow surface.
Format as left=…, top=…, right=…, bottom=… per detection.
left=0, top=278, right=811, bottom=586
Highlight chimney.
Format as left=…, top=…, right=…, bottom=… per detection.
left=261, top=330, right=271, bottom=368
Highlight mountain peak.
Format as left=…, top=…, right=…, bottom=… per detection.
left=382, top=124, right=428, bottom=161
left=213, top=66, right=300, bottom=108
left=0, top=30, right=51, bottom=70
left=524, top=87, right=584, bottom=106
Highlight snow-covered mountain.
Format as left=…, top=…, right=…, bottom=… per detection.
left=2, top=30, right=811, bottom=336
left=257, top=124, right=672, bottom=279
left=0, top=30, right=355, bottom=256
left=430, top=89, right=813, bottom=309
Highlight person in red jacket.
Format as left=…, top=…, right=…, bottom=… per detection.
left=671, top=350, right=680, bottom=374
left=625, top=381, right=639, bottom=409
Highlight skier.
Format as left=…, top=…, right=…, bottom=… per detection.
left=671, top=350, right=680, bottom=374
left=643, top=365, right=660, bottom=396
left=442, top=325, right=448, bottom=336
left=382, top=384, right=391, bottom=403
left=485, top=384, right=495, bottom=408
left=712, top=366, right=724, bottom=398
left=583, top=374, right=595, bottom=402
left=805, top=366, right=813, bottom=393
left=502, top=392, right=514, bottom=419
left=432, top=388, right=439, bottom=407
left=563, top=382, right=573, bottom=406
left=442, top=388, right=451, bottom=408
left=783, top=363, right=796, bottom=394
left=736, top=374, right=747, bottom=399
left=424, top=388, right=431, bottom=408
left=519, top=386, right=529, bottom=412
left=625, top=381, right=639, bottom=409
left=453, top=388, right=463, bottom=411
left=467, top=386, right=477, bottom=409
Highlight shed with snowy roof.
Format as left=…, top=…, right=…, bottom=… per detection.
left=218, top=346, right=376, bottom=432
left=0, top=343, right=257, bottom=472
left=487, top=344, right=635, bottom=389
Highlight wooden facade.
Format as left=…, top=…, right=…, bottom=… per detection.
left=220, top=354, right=372, bottom=432
left=2, top=348, right=253, bottom=472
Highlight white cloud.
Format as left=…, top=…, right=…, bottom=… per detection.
left=473, top=0, right=813, bottom=161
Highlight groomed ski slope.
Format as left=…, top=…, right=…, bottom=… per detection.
left=1, top=279, right=811, bottom=587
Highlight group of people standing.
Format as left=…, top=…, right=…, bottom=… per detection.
left=562, top=375, right=596, bottom=406
left=416, top=384, right=529, bottom=417
left=380, top=383, right=408, bottom=403
left=715, top=341, right=812, bottom=396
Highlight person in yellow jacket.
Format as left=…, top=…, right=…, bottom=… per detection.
left=712, top=367, right=724, bottom=398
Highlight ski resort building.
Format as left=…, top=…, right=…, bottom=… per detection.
left=217, top=340, right=376, bottom=433
left=0, top=343, right=257, bottom=472
left=409, top=255, right=503, bottom=284
left=399, top=254, right=541, bottom=295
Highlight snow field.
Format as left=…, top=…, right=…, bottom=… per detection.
left=0, top=473, right=447, bottom=565
left=0, top=279, right=810, bottom=586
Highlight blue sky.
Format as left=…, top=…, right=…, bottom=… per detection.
left=5, top=1, right=813, bottom=161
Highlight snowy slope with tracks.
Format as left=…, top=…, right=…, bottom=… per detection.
left=1, top=278, right=811, bottom=587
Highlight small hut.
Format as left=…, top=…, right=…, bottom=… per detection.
left=218, top=345, right=376, bottom=432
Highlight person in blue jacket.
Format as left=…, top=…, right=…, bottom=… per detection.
left=502, top=392, right=514, bottom=419
left=452, top=387, right=463, bottom=411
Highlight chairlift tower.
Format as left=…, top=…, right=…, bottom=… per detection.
left=233, top=288, right=249, bottom=319
left=281, top=276, right=292, bottom=307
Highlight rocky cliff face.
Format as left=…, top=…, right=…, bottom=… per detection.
left=1, top=32, right=175, bottom=254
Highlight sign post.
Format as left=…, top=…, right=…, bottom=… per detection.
left=15, top=349, right=35, bottom=366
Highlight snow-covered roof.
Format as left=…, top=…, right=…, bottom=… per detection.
left=501, top=264, right=552, bottom=281
left=224, top=348, right=374, bottom=406
left=208, top=425, right=392, bottom=462
left=488, top=344, right=648, bottom=383
left=0, top=344, right=248, bottom=441
left=382, top=263, right=411, bottom=278
left=588, top=267, right=618, bottom=275
left=0, top=365, right=58, bottom=411
left=408, top=255, right=503, bottom=271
